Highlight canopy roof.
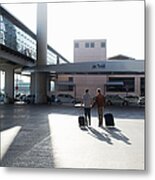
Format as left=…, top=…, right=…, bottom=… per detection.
left=23, top=60, right=144, bottom=75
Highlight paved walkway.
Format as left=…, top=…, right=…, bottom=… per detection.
left=0, top=104, right=145, bottom=170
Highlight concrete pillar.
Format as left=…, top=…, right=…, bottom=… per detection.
left=35, top=3, right=48, bottom=103
left=5, top=66, right=14, bottom=102
left=36, top=3, right=47, bottom=66
left=30, top=72, right=35, bottom=95
left=46, top=74, right=51, bottom=96
left=35, top=72, right=48, bottom=103
left=134, top=76, right=141, bottom=96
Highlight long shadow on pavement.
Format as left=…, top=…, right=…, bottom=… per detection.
left=87, top=127, right=113, bottom=145
left=101, top=127, right=132, bottom=145
left=85, top=126, right=131, bottom=145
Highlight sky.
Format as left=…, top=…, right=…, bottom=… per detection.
left=1, top=0, right=145, bottom=62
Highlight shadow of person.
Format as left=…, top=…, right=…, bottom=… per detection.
left=102, top=127, right=131, bottom=145
left=87, top=127, right=113, bottom=145
left=80, top=126, right=88, bottom=131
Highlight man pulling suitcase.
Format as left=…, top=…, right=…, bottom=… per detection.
left=93, top=88, right=105, bottom=127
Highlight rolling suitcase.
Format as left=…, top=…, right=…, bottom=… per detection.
left=104, top=113, right=115, bottom=127
left=78, top=116, right=86, bottom=127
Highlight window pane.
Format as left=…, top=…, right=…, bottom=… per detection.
left=90, top=42, right=95, bottom=48
left=75, top=43, right=79, bottom=48
left=85, top=42, right=89, bottom=48
left=101, top=42, right=105, bottom=48
left=107, top=77, right=135, bottom=92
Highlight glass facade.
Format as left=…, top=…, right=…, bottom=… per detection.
left=47, top=49, right=57, bottom=65
left=0, top=15, right=5, bottom=45
left=0, top=15, right=36, bottom=59
left=0, top=6, right=69, bottom=65
left=59, top=57, right=68, bottom=64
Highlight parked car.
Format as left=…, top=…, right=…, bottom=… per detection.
left=124, top=95, right=139, bottom=105
left=14, top=94, right=27, bottom=102
left=138, top=96, right=145, bottom=106
left=20, top=94, right=27, bottom=101
left=105, top=95, right=128, bottom=106
left=55, top=94, right=76, bottom=104
left=24, top=94, right=35, bottom=104
left=14, top=93, right=21, bottom=101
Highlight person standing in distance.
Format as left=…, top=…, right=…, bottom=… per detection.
left=82, top=89, right=92, bottom=126
left=95, top=88, right=105, bottom=127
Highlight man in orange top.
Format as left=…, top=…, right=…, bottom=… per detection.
left=95, top=88, right=105, bottom=127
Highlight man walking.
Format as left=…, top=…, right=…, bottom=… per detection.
left=95, top=88, right=105, bottom=127
left=82, top=89, right=92, bottom=126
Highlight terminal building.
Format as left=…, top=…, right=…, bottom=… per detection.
left=57, top=39, right=145, bottom=99
left=0, top=4, right=145, bottom=104
left=74, top=39, right=145, bottom=96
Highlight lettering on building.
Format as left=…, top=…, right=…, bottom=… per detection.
left=92, top=63, right=106, bottom=69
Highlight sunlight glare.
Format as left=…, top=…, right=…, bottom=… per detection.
left=1, top=126, right=21, bottom=160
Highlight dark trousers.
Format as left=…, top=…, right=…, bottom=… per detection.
left=84, top=108, right=91, bottom=125
left=97, top=106, right=104, bottom=127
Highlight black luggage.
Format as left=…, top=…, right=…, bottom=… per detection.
left=78, top=116, right=86, bottom=127
left=104, top=113, right=115, bottom=127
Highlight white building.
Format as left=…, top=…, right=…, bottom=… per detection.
left=73, top=39, right=144, bottom=99
left=74, top=39, right=107, bottom=62
left=73, top=39, right=107, bottom=98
